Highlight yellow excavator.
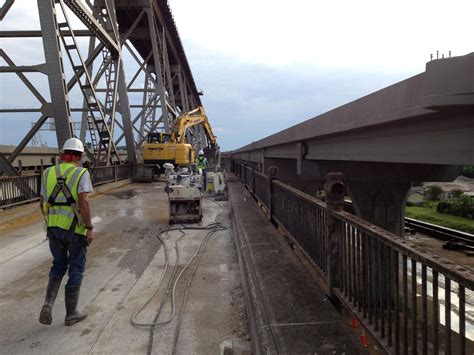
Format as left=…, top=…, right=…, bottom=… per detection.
left=136, top=106, right=218, bottom=181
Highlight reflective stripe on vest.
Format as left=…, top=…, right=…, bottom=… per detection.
left=48, top=207, right=76, bottom=220
left=43, top=163, right=87, bottom=236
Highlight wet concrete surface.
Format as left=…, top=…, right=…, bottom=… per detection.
left=0, top=182, right=249, bottom=354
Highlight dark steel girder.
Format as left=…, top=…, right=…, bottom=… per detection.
left=0, top=30, right=91, bottom=37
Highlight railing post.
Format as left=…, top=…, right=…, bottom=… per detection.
left=325, top=172, right=345, bottom=299
left=114, top=165, right=117, bottom=182
left=267, top=166, right=278, bottom=221
left=36, top=174, right=42, bottom=199
left=251, top=168, right=255, bottom=194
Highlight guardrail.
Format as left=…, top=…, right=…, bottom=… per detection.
left=0, top=174, right=41, bottom=208
left=89, top=164, right=134, bottom=185
left=0, top=164, right=135, bottom=209
left=232, top=160, right=474, bottom=354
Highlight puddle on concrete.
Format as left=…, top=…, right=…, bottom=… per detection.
left=108, top=190, right=137, bottom=200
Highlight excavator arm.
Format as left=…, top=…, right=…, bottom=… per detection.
left=171, top=107, right=217, bottom=147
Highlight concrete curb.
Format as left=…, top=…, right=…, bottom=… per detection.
left=230, top=201, right=273, bottom=354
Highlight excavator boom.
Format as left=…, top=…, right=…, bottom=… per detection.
left=171, top=106, right=217, bottom=147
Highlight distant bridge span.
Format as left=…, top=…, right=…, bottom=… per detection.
left=226, top=53, right=474, bottom=235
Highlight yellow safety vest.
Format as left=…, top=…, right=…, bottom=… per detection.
left=196, top=156, right=208, bottom=170
left=42, top=163, right=87, bottom=236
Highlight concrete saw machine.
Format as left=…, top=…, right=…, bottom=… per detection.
left=164, top=163, right=203, bottom=223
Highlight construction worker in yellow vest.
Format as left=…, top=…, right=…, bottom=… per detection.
left=196, top=149, right=209, bottom=190
left=39, top=137, right=94, bottom=326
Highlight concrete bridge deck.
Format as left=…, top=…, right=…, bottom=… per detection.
left=0, top=180, right=367, bottom=354
left=0, top=182, right=250, bottom=354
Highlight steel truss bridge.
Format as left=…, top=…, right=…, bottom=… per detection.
left=0, top=0, right=207, bottom=174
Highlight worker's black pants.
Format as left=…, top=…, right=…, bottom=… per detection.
left=202, top=169, right=207, bottom=190
left=47, top=227, right=87, bottom=286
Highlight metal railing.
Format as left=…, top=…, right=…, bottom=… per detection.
left=0, top=174, right=41, bottom=208
left=232, top=160, right=474, bottom=354
left=272, top=180, right=330, bottom=275
left=0, top=164, right=135, bottom=209
left=254, top=171, right=269, bottom=207
left=89, top=164, right=133, bottom=185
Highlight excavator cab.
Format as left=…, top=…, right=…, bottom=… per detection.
left=146, top=132, right=171, bottom=144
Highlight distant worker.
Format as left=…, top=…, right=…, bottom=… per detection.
left=39, top=137, right=94, bottom=326
left=196, top=149, right=209, bottom=189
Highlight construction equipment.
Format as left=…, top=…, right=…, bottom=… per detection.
left=140, top=106, right=218, bottom=180
left=164, top=163, right=203, bottom=223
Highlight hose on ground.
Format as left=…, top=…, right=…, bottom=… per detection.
left=129, top=218, right=227, bottom=355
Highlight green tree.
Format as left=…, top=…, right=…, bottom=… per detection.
left=426, top=185, right=443, bottom=200
left=451, top=189, right=464, bottom=199
left=461, top=166, right=474, bottom=178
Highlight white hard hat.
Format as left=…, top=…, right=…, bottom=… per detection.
left=62, top=137, right=84, bottom=153
left=198, top=149, right=204, bottom=155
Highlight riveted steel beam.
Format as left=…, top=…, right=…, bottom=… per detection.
left=37, top=0, right=73, bottom=149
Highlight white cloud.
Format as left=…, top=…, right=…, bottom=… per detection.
left=170, top=0, right=473, bottom=72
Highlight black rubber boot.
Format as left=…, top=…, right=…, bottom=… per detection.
left=64, top=285, right=87, bottom=326
left=39, top=277, right=62, bottom=325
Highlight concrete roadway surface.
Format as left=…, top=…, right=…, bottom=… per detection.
left=0, top=182, right=250, bottom=354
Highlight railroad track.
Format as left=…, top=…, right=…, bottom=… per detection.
left=343, top=201, right=474, bottom=249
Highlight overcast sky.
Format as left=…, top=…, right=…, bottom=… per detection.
left=1, top=0, right=473, bottom=150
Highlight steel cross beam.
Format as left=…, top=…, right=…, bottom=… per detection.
left=0, top=154, right=18, bottom=176
left=37, top=0, right=74, bottom=149
left=8, top=115, right=50, bottom=164
left=0, top=30, right=91, bottom=37
left=62, top=0, right=119, bottom=54
left=0, top=0, right=14, bottom=20
left=0, top=49, right=47, bottom=105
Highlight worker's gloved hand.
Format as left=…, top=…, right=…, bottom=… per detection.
left=86, top=229, right=94, bottom=246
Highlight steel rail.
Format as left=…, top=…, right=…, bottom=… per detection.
left=344, top=201, right=474, bottom=245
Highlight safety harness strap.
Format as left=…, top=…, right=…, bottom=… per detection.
left=47, top=166, right=74, bottom=204
left=46, top=165, right=84, bottom=228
